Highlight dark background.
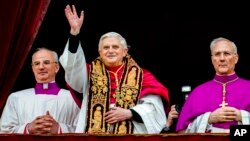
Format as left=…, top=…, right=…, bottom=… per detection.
left=12, top=0, right=250, bottom=106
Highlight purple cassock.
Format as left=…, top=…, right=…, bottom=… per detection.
left=176, top=73, right=250, bottom=131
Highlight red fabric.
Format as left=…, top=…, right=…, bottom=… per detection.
left=59, top=126, right=62, bottom=134
left=0, top=0, right=51, bottom=114
left=23, top=124, right=29, bottom=134
left=106, top=64, right=124, bottom=103
left=67, top=83, right=82, bottom=108
left=141, top=69, right=170, bottom=112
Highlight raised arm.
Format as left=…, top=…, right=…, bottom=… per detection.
left=59, top=4, right=88, bottom=94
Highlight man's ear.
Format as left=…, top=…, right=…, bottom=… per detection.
left=234, top=54, right=239, bottom=64
left=123, top=48, right=129, bottom=57
left=55, top=63, right=60, bottom=73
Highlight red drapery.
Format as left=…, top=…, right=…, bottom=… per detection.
left=0, top=0, right=51, bottom=113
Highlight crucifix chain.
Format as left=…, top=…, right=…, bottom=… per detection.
left=219, top=83, right=228, bottom=107
left=213, top=77, right=238, bottom=108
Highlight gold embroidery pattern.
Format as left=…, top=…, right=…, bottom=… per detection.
left=87, top=59, right=109, bottom=133
left=91, top=106, right=102, bottom=132
left=118, top=121, right=127, bottom=134
left=127, top=67, right=137, bottom=86
left=86, top=55, right=142, bottom=134
left=113, top=55, right=142, bottom=134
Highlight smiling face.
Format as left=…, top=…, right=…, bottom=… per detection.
left=211, top=40, right=238, bottom=75
left=98, top=37, right=128, bottom=67
left=31, top=49, right=59, bottom=83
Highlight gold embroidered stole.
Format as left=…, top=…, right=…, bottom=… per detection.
left=85, top=55, right=142, bottom=134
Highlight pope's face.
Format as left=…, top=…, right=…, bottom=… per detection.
left=98, top=37, right=128, bottom=67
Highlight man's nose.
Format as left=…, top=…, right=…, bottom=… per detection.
left=219, top=54, right=226, bottom=60
left=38, top=63, right=46, bottom=68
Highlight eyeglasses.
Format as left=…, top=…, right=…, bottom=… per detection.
left=32, top=60, right=57, bottom=67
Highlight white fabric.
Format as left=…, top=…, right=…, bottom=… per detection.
left=185, top=112, right=210, bottom=133
left=241, top=110, right=250, bottom=125
left=0, top=88, right=80, bottom=133
left=132, top=95, right=167, bottom=133
left=185, top=110, right=250, bottom=133
left=59, top=39, right=166, bottom=134
left=59, top=39, right=88, bottom=94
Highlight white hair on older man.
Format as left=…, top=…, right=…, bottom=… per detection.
left=98, top=32, right=128, bottom=50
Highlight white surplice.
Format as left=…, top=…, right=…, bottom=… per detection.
left=0, top=88, right=80, bottom=133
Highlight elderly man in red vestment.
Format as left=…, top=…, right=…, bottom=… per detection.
left=59, top=5, right=171, bottom=134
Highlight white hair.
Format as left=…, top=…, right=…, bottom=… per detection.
left=210, top=37, right=237, bottom=54
left=98, top=32, right=128, bottom=50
